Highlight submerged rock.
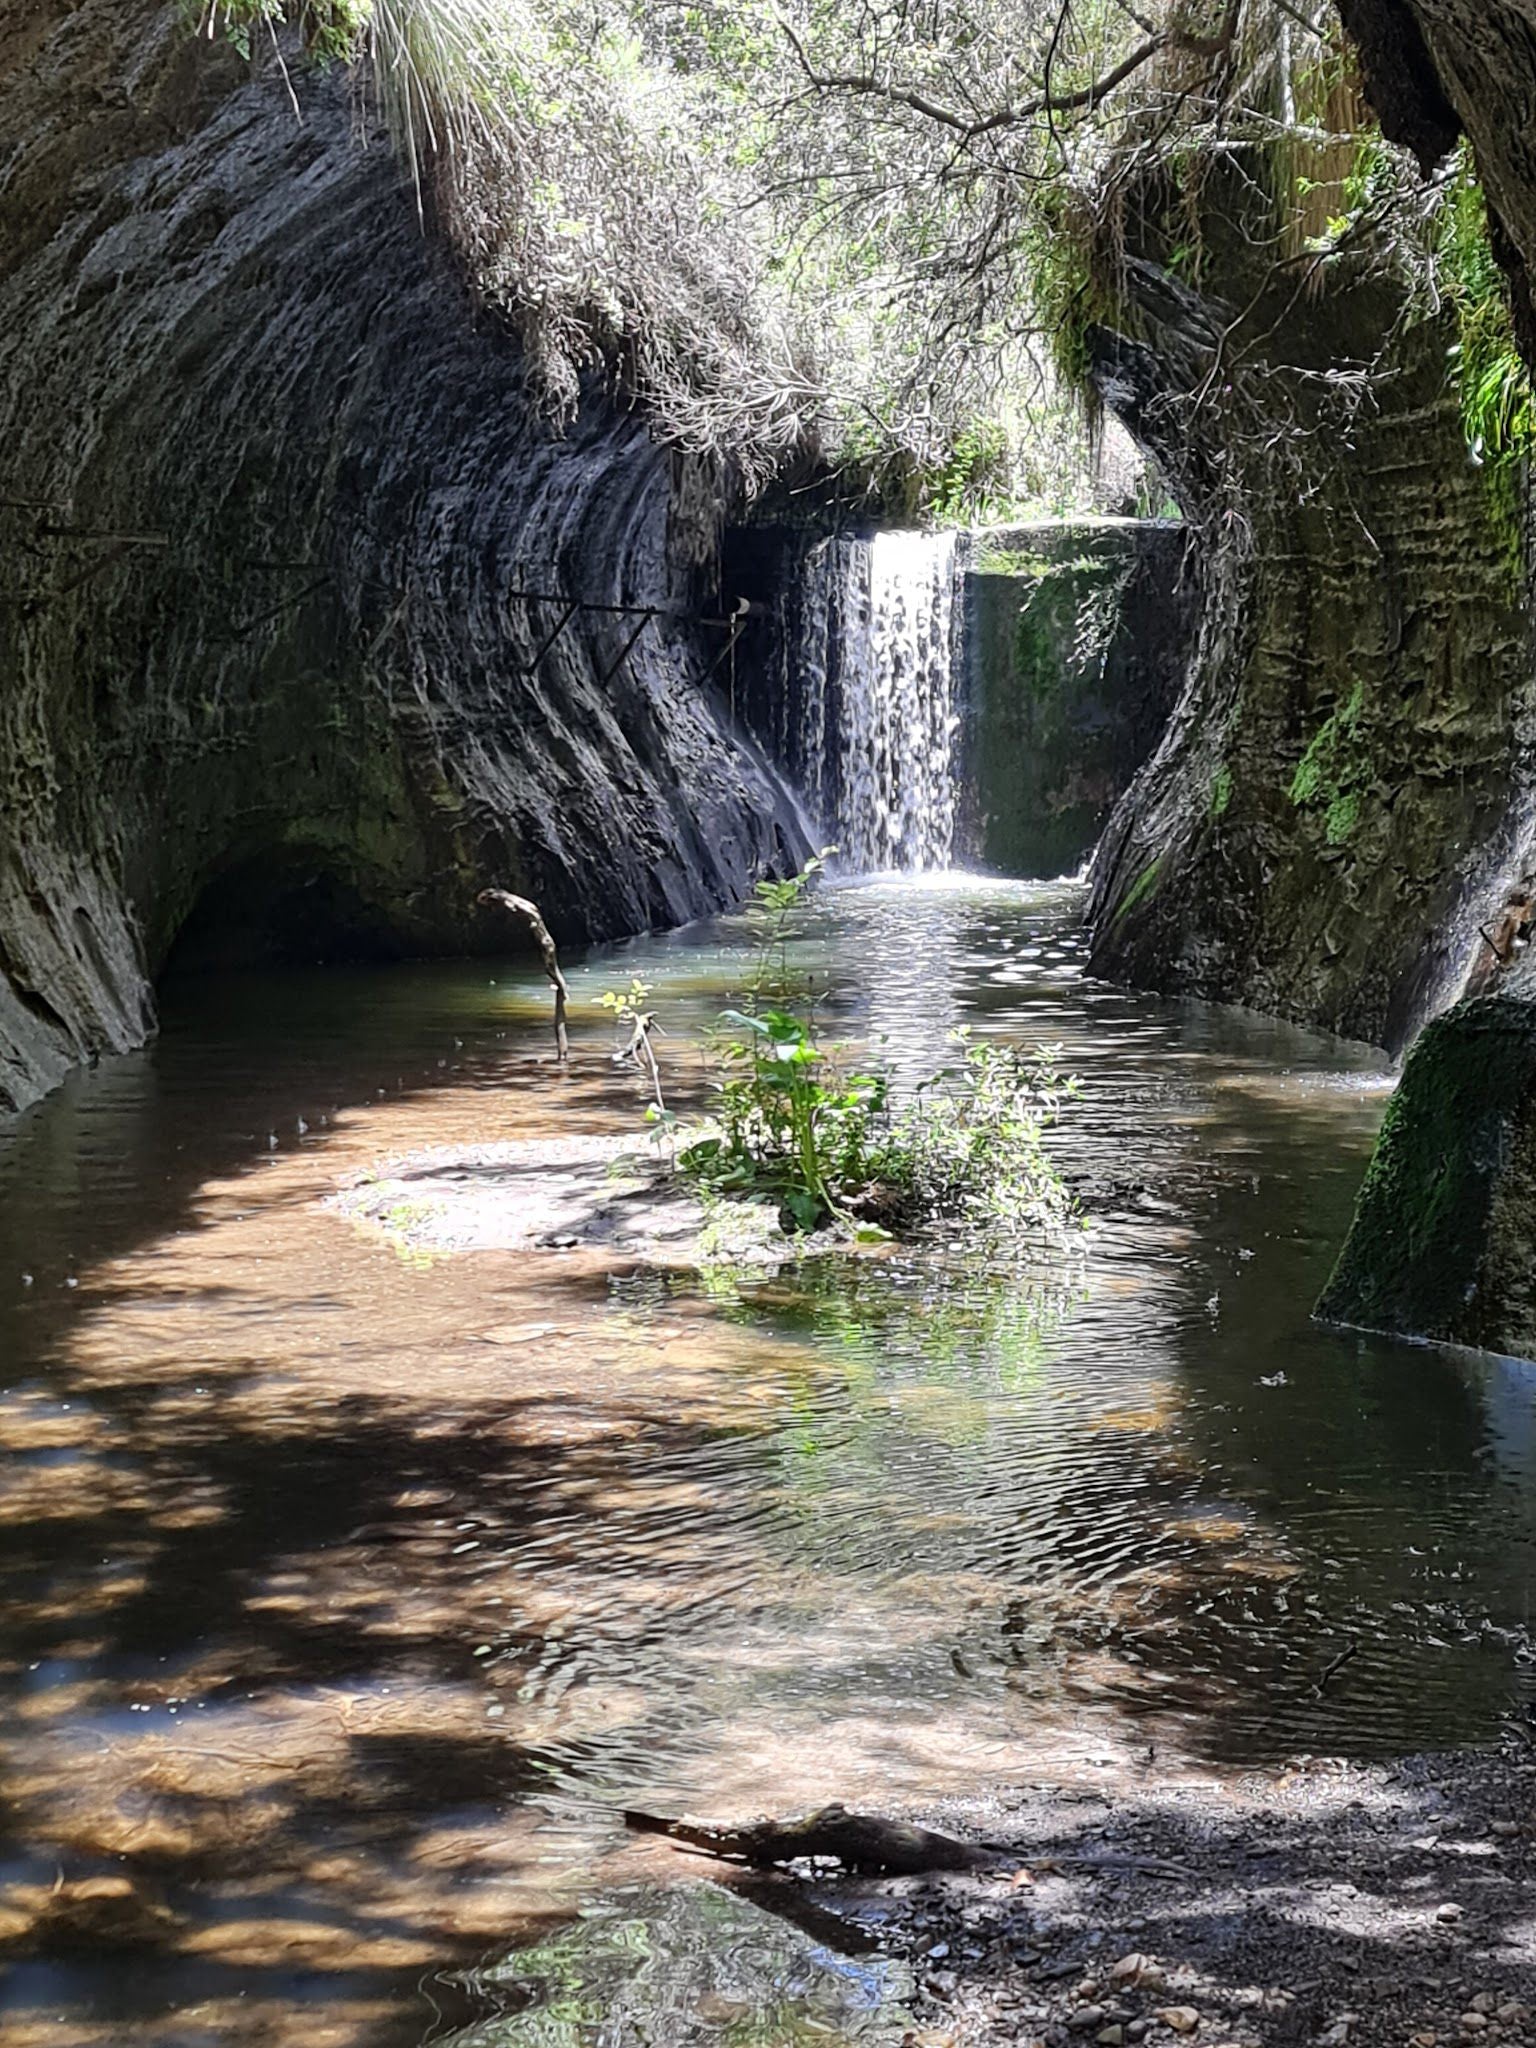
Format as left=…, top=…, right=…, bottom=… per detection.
left=444, top=1880, right=913, bottom=2046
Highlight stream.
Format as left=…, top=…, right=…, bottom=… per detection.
left=4, top=875, right=1536, bottom=2046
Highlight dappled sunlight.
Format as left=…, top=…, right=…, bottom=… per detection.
left=4, top=882, right=1536, bottom=2041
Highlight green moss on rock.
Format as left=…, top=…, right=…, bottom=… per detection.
left=1317, top=995, right=1536, bottom=1355
left=1290, top=681, right=1372, bottom=844
left=961, top=521, right=1191, bottom=877
left=1114, top=855, right=1165, bottom=924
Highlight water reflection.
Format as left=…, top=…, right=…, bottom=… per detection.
left=1, top=876, right=1533, bottom=2045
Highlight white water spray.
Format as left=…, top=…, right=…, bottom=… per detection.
left=795, top=530, right=960, bottom=872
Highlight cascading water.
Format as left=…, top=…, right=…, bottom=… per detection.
left=793, top=530, right=960, bottom=872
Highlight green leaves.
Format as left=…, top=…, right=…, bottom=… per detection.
left=670, top=855, right=1077, bottom=1246
left=600, top=976, right=652, bottom=1022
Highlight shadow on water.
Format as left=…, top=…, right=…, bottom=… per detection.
left=2, top=877, right=1536, bottom=2044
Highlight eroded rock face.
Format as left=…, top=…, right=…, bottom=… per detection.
left=1084, top=174, right=1534, bottom=1053
left=0, top=2, right=807, bottom=1116
left=1307, top=0, right=1536, bottom=1352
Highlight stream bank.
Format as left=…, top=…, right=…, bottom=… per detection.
left=796, top=1745, right=1536, bottom=2048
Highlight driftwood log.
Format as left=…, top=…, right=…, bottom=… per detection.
left=624, top=1802, right=1000, bottom=1875
left=625, top=1804, right=1196, bottom=1882
left=478, top=889, right=569, bottom=1063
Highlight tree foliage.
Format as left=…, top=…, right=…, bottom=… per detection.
left=198, top=1, right=1531, bottom=518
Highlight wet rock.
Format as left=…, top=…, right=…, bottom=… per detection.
left=952, top=522, right=1194, bottom=879
left=1085, top=215, right=1530, bottom=1057
left=452, top=1880, right=913, bottom=2043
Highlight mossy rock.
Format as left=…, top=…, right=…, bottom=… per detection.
left=1317, top=995, right=1536, bottom=1357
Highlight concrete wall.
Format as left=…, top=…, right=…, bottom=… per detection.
left=956, top=521, right=1194, bottom=878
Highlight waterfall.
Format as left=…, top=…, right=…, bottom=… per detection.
left=793, top=530, right=960, bottom=873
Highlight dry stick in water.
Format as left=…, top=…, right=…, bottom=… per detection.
left=478, top=888, right=569, bottom=1063
left=616, top=1009, right=665, bottom=1111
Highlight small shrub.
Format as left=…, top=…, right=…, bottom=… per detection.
left=862, top=1034, right=1077, bottom=1237
left=639, top=855, right=1079, bottom=1244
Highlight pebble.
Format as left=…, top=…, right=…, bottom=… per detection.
left=1458, top=2015, right=1488, bottom=2034
left=1068, top=2008, right=1107, bottom=2033
left=1154, top=2010, right=1201, bottom=2035
left=1436, top=1903, right=1466, bottom=1923
left=1096, top=2029, right=1125, bottom=2047
left=1471, top=1995, right=1497, bottom=2015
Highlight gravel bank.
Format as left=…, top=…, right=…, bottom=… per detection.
left=799, top=1748, right=1536, bottom=2048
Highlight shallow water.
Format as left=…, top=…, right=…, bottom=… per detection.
left=3, top=875, right=1536, bottom=2046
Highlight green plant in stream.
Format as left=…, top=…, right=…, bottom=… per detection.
left=866, top=1032, right=1078, bottom=1236
left=677, top=853, right=885, bottom=1233
left=669, top=854, right=1078, bottom=1242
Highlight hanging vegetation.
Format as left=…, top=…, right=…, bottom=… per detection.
left=196, top=3, right=1531, bottom=526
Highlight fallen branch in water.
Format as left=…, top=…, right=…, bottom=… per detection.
left=625, top=1802, right=1000, bottom=1874
left=625, top=1805, right=1197, bottom=1882
left=478, top=889, right=569, bottom=1064
left=1312, top=1637, right=1359, bottom=1696
left=614, top=1008, right=665, bottom=1112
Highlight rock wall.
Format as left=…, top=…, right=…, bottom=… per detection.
left=1305, top=0, right=1536, bottom=1352
left=1084, top=169, right=1535, bottom=1054
left=956, top=520, right=1194, bottom=878
left=0, top=1, right=807, bottom=1117
left=1339, top=2, right=1536, bottom=351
